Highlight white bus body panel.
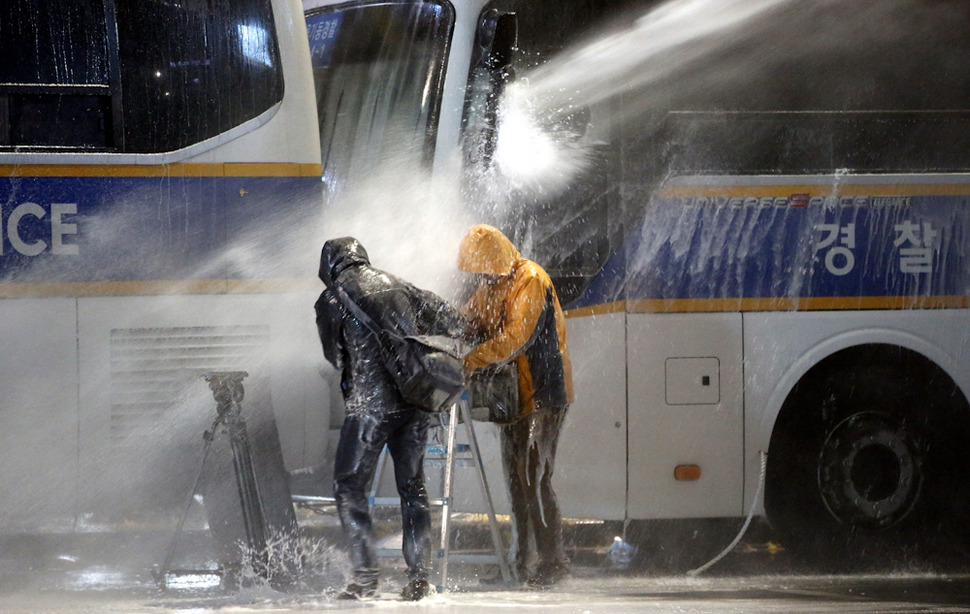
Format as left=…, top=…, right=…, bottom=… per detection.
left=626, top=312, right=744, bottom=518
left=75, top=293, right=328, bottom=515
left=0, top=0, right=321, bottom=531
left=0, top=299, right=79, bottom=531
left=555, top=313, right=627, bottom=521
left=433, top=0, right=490, bottom=176
left=742, top=309, right=970, bottom=514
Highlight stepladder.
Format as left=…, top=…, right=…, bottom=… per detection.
left=367, top=399, right=512, bottom=591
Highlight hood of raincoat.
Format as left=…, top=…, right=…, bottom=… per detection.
left=457, top=224, right=520, bottom=276
left=319, top=237, right=370, bottom=284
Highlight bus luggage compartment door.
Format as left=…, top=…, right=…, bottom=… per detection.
left=626, top=312, right=743, bottom=518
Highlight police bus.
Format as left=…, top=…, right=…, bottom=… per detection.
left=0, top=0, right=326, bottom=531
left=302, top=0, right=970, bottom=565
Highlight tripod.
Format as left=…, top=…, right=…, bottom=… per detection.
left=156, top=371, right=273, bottom=588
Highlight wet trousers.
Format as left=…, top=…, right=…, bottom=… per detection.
left=500, top=405, right=569, bottom=579
left=333, top=407, right=431, bottom=584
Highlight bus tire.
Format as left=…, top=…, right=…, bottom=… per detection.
left=765, top=347, right=970, bottom=567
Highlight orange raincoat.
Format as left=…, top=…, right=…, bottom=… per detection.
left=458, top=225, right=574, bottom=418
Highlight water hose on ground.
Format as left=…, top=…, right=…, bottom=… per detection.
left=686, top=449, right=768, bottom=577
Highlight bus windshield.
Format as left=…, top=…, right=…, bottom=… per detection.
left=306, top=2, right=454, bottom=198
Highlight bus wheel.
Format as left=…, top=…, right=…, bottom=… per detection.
left=816, top=411, right=923, bottom=532
left=766, top=354, right=970, bottom=567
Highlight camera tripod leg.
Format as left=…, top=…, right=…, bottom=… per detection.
left=156, top=416, right=221, bottom=589
left=227, top=418, right=270, bottom=575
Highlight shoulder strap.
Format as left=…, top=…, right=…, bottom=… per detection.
left=323, top=273, right=405, bottom=346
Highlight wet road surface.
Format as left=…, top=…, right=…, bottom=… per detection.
left=4, top=567, right=970, bottom=613
left=3, top=513, right=970, bottom=613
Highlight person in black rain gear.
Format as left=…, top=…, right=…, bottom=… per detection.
left=314, top=237, right=465, bottom=601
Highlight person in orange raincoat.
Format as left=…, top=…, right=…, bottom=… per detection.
left=458, top=224, right=574, bottom=587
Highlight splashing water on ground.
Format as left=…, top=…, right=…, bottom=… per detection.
left=237, top=530, right=351, bottom=595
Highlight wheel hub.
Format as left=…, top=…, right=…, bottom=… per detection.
left=818, top=412, right=923, bottom=530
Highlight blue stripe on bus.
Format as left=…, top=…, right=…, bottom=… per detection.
left=0, top=174, right=322, bottom=284
left=568, top=190, right=970, bottom=310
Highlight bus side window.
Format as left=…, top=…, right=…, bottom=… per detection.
left=0, top=0, right=114, bottom=149
left=0, top=0, right=283, bottom=154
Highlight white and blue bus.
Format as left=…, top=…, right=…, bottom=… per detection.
left=0, top=0, right=327, bottom=532
left=302, top=0, right=970, bottom=565
left=4, top=0, right=966, bottom=570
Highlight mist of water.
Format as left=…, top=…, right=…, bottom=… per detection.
left=491, top=0, right=961, bottom=197
left=467, top=0, right=809, bottom=255
left=511, top=0, right=792, bottom=118
left=0, top=155, right=484, bottom=543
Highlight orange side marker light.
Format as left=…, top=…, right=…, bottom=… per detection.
left=674, top=464, right=701, bottom=481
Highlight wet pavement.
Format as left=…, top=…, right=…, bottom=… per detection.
left=3, top=512, right=970, bottom=613
left=5, top=574, right=968, bottom=614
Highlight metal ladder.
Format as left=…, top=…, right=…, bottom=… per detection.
left=369, top=399, right=512, bottom=591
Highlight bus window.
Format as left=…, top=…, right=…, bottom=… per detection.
left=306, top=2, right=454, bottom=196
left=0, top=0, right=283, bottom=153
left=0, top=0, right=111, bottom=149
left=116, top=0, right=283, bottom=153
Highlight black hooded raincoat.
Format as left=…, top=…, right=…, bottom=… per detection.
left=314, top=237, right=464, bottom=586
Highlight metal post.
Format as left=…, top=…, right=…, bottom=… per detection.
left=435, top=402, right=460, bottom=591
left=368, top=445, right=390, bottom=505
